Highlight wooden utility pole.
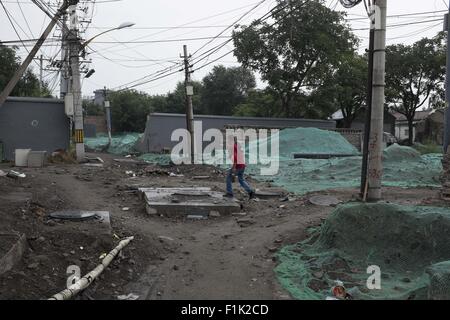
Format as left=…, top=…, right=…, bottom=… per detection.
left=0, top=0, right=69, bottom=108
left=367, top=0, right=387, bottom=201
left=181, top=45, right=195, bottom=163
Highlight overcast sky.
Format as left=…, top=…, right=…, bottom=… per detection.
left=0, top=0, right=448, bottom=97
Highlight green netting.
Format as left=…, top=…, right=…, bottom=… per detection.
left=84, top=133, right=142, bottom=155
left=246, top=132, right=442, bottom=194
left=248, top=127, right=359, bottom=161
left=275, top=203, right=450, bottom=300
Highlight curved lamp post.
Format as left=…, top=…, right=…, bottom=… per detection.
left=81, top=21, right=135, bottom=49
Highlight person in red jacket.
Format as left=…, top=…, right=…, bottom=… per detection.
left=225, top=136, right=255, bottom=199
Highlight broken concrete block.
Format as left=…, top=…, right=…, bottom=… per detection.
left=0, top=233, right=27, bottom=276
left=209, top=211, right=221, bottom=218
left=232, top=212, right=247, bottom=217
left=187, top=215, right=208, bottom=220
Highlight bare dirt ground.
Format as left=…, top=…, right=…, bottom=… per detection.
left=0, top=152, right=445, bottom=300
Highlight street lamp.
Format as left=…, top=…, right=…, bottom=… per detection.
left=81, top=21, right=135, bottom=49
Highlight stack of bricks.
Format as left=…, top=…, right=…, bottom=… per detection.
left=441, top=150, right=450, bottom=201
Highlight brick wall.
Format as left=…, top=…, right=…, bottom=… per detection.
left=84, top=116, right=107, bottom=134
left=330, top=129, right=363, bottom=151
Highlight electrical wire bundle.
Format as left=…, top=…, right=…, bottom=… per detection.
left=339, top=0, right=363, bottom=8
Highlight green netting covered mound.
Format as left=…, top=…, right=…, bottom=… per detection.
left=247, top=153, right=442, bottom=195
left=383, top=143, right=421, bottom=162
left=85, top=133, right=142, bottom=155
left=248, top=128, right=359, bottom=160
left=275, top=203, right=450, bottom=300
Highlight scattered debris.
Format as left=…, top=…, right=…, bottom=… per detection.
left=85, top=156, right=104, bottom=164
left=0, top=233, right=27, bottom=276
left=193, top=176, right=210, bottom=180
left=157, top=236, right=174, bottom=242
left=83, top=163, right=104, bottom=168
left=49, top=210, right=101, bottom=221
left=7, top=170, right=26, bottom=179
left=169, top=172, right=184, bottom=177
left=187, top=215, right=208, bottom=220
left=0, top=170, right=7, bottom=177
left=231, top=212, right=247, bottom=217
left=117, top=293, right=139, bottom=300
left=209, top=211, right=221, bottom=218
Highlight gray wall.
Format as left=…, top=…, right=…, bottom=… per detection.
left=0, top=97, right=70, bottom=161
left=136, top=113, right=336, bottom=153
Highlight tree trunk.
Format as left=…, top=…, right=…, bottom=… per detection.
left=407, top=117, right=414, bottom=146
left=342, top=116, right=353, bottom=129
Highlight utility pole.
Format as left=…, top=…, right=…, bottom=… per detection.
left=60, top=13, right=69, bottom=99
left=0, top=0, right=69, bottom=107
left=444, top=1, right=450, bottom=154
left=68, top=1, right=85, bottom=161
left=103, top=87, right=112, bottom=145
left=367, top=0, right=387, bottom=201
left=181, top=45, right=195, bottom=163
left=360, top=13, right=376, bottom=198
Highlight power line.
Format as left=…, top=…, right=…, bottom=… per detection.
left=192, top=0, right=268, bottom=56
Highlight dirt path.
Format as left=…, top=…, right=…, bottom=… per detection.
left=1, top=153, right=443, bottom=300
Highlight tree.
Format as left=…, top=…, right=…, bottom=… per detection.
left=0, top=45, right=51, bottom=97
left=316, top=53, right=367, bottom=127
left=108, top=89, right=152, bottom=132
left=386, top=33, right=446, bottom=145
left=233, top=89, right=282, bottom=117
left=232, top=0, right=357, bottom=117
left=201, top=65, right=256, bottom=115
left=162, top=81, right=203, bottom=114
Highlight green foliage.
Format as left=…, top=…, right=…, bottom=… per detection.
left=201, top=65, right=256, bottom=115
left=83, top=99, right=104, bottom=116
left=232, top=0, right=358, bottom=117
left=0, top=45, right=51, bottom=97
left=413, top=142, right=443, bottom=155
left=108, top=89, right=152, bottom=132
left=233, top=89, right=282, bottom=117
left=386, top=33, right=446, bottom=145
left=161, top=81, right=203, bottom=114
left=316, top=53, right=367, bottom=127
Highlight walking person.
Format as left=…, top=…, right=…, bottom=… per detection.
left=225, top=136, right=255, bottom=199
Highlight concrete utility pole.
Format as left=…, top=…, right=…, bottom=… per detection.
left=68, top=1, right=85, bottom=161
left=0, top=0, right=69, bottom=108
left=181, top=45, right=195, bottom=163
left=103, top=87, right=112, bottom=145
left=360, top=11, right=376, bottom=198
left=60, top=14, right=69, bottom=99
left=444, top=1, right=450, bottom=154
left=367, top=0, right=387, bottom=201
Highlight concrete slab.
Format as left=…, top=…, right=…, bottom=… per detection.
left=139, top=187, right=241, bottom=217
